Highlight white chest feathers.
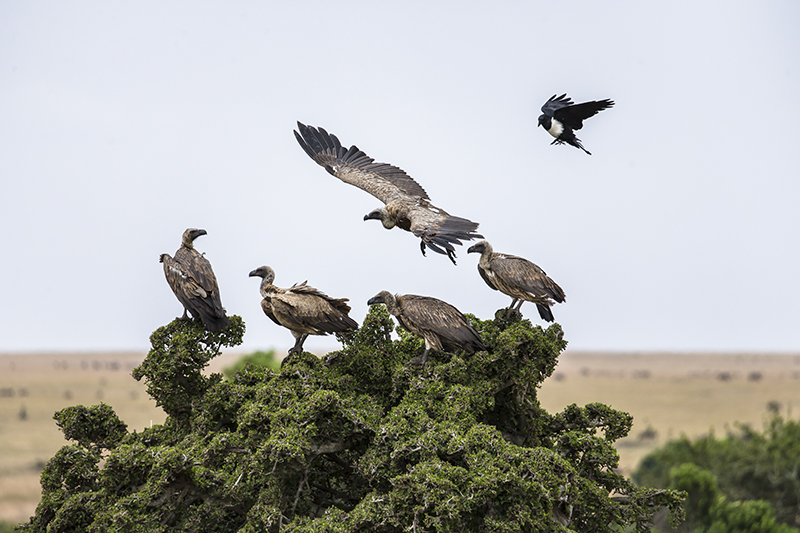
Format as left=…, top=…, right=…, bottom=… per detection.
left=547, top=118, right=564, bottom=139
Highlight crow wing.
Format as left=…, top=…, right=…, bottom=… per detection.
left=553, top=98, right=614, bottom=131
left=540, top=94, right=574, bottom=118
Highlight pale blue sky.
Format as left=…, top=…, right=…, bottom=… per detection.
left=1, top=1, right=798, bottom=353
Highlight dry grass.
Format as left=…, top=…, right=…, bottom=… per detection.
left=1, top=350, right=799, bottom=524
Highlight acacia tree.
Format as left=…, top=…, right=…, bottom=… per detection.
left=22, top=309, right=683, bottom=532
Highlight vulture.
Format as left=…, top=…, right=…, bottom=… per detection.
left=249, top=266, right=358, bottom=361
left=467, top=240, right=565, bottom=322
left=538, top=94, right=614, bottom=155
left=294, top=122, right=482, bottom=265
left=367, top=291, right=485, bottom=364
left=159, top=228, right=230, bottom=332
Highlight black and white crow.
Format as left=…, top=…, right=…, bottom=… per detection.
left=538, top=94, right=614, bottom=155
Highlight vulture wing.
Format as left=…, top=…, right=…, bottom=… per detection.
left=294, top=122, right=429, bottom=205
left=406, top=204, right=483, bottom=259
left=295, top=121, right=482, bottom=262
left=491, top=254, right=566, bottom=303
left=399, top=295, right=485, bottom=353
left=553, top=98, right=614, bottom=130
left=269, top=284, right=358, bottom=335
left=162, top=250, right=229, bottom=332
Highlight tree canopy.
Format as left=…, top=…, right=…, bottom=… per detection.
left=22, top=308, right=683, bottom=532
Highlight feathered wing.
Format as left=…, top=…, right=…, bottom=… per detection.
left=268, top=283, right=358, bottom=336
left=163, top=248, right=230, bottom=332
left=540, top=94, right=574, bottom=117
left=553, top=98, right=614, bottom=130
left=406, top=203, right=483, bottom=258
left=491, top=254, right=566, bottom=304
left=295, top=122, right=482, bottom=261
left=294, top=122, right=429, bottom=204
left=398, top=295, right=485, bottom=353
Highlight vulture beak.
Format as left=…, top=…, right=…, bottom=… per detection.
left=248, top=268, right=260, bottom=278
left=467, top=244, right=478, bottom=254
left=367, top=295, right=382, bottom=306
left=363, top=212, right=380, bottom=221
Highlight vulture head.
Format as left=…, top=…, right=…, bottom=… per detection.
left=248, top=265, right=276, bottom=284
left=364, top=208, right=395, bottom=229
left=181, top=228, right=208, bottom=248
left=467, top=240, right=493, bottom=256
left=368, top=290, right=398, bottom=313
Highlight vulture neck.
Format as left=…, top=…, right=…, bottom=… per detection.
left=478, top=244, right=494, bottom=270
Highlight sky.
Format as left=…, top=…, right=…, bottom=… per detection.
left=1, top=1, right=798, bottom=354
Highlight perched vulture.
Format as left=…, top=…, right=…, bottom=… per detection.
left=159, top=228, right=230, bottom=332
left=467, top=240, right=565, bottom=322
left=294, top=122, right=482, bottom=265
left=249, top=266, right=358, bottom=361
left=367, top=291, right=485, bottom=364
left=538, top=94, right=614, bottom=155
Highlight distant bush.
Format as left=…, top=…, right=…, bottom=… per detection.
left=21, top=310, right=682, bottom=532
left=635, top=415, right=800, bottom=530
left=222, top=349, right=280, bottom=379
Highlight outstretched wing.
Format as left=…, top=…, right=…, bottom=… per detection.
left=553, top=98, right=614, bottom=130
left=540, top=94, right=574, bottom=118
left=294, top=122, right=429, bottom=205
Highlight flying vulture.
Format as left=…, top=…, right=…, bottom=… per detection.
left=367, top=291, right=485, bottom=364
left=294, top=122, right=482, bottom=265
left=249, top=266, right=358, bottom=362
left=467, top=240, right=565, bottom=322
left=159, top=228, right=230, bottom=332
left=538, top=94, right=614, bottom=155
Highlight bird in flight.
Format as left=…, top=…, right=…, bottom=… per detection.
left=294, top=122, right=482, bottom=265
left=538, top=94, right=614, bottom=155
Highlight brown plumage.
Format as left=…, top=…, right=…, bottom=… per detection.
left=367, top=291, right=485, bottom=364
left=294, top=122, right=482, bottom=265
left=159, top=228, right=230, bottom=332
left=249, top=266, right=358, bottom=361
left=467, top=240, right=565, bottom=322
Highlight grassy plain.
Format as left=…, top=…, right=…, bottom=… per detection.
left=1, top=350, right=799, bottom=525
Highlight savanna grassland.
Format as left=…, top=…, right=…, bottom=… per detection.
left=1, top=350, right=799, bottom=525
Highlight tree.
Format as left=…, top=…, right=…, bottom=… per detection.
left=635, top=415, right=800, bottom=531
left=22, top=309, right=683, bottom=532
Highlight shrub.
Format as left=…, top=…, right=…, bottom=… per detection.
left=21, top=309, right=682, bottom=532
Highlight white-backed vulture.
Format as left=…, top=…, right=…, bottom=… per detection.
left=249, top=266, right=358, bottom=361
left=467, top=240, right=565, bottom=322
left=159, top=228, right=230, bottom=332
left=367, top=291, right=485, bottom=364
left=294, top=122, right=482, bottom=265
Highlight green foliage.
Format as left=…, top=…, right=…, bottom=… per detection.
left=635, top=415, right=800, bottom=530
left=22, top=310, right=682, bottom=532
left=223, top=350, right=281, bottom=379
